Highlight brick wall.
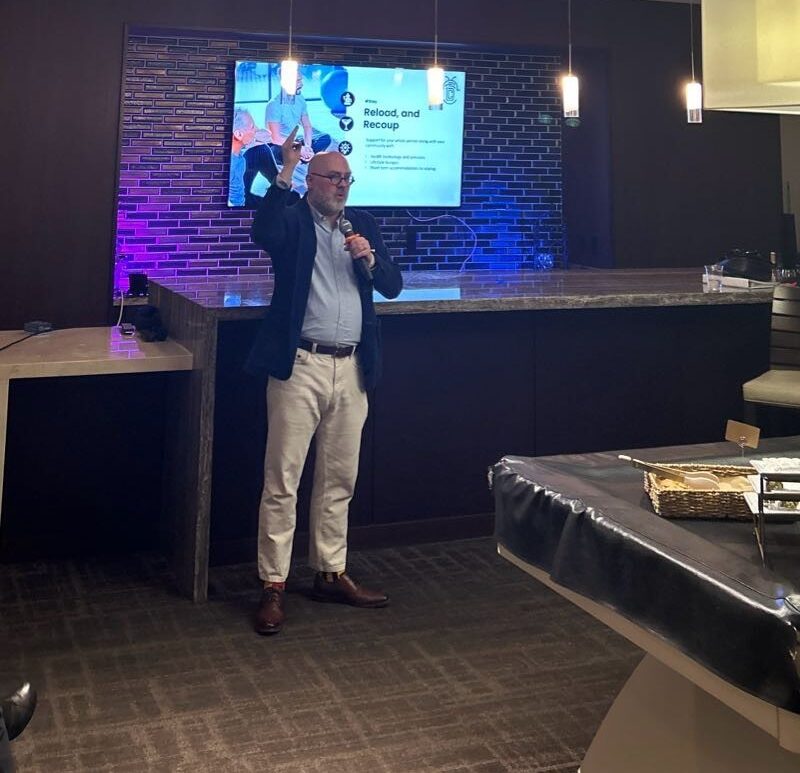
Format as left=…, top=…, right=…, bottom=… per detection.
left=117, top=31, right=564, bottom=284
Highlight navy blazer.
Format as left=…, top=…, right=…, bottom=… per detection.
left=245, top=185, right=403, bottom=390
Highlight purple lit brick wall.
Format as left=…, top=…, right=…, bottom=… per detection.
left=116, top=31, right=563, bottom=284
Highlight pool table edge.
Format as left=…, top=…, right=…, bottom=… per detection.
left=497, top=542, right=800, bottom=753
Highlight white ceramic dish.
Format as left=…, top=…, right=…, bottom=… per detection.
left=749, top=458, right=800, bottom=474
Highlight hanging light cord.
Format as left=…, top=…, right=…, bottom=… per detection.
left=689, top=0, right=696, bottom=81
left=288, top=0, right=294, bottom=59
left=434, top=0, right=439, bottom=67
left=567, top=0, right=573, bottom=74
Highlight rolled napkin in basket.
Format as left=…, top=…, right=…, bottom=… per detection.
left=618, top=455, right=721, bottom=490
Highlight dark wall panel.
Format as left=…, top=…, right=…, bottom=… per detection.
left=372, top=312, right=537, bottom=523
left=604, top=1, right=782, bottom=267
left=0, top=5, right=126, bottom=329
left=533, top=303, right=772, bottom=456
left=563, top=48, right=612, bottom=267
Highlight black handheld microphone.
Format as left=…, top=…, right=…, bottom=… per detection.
left=339, top=218, right=373, bottom=283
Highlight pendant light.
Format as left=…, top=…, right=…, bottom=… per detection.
left=562, top=0, right=579, bottom=119
left=280, top=0, right=299, bottom=96
left=686, top=0, right=703, bottom=123
left=427, top=0, right=444, bottom=110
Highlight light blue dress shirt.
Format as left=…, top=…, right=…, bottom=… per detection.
left=301, top=205, right=362, bottom=346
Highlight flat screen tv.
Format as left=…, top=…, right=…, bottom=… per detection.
left=229, top=61, right=466, bottom=208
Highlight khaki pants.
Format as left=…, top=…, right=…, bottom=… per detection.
left=257, top=348, right=368, bottom=582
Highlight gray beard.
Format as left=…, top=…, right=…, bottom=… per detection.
left=308, top=193, right=342, bottom=218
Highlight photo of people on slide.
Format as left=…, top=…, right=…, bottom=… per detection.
left=229, top=62, right=349, bottom=206
left=229, top=61, right=465, bottom=208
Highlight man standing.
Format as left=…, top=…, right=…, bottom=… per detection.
left=265, top=71, right=331, bottom=166
left=247, top=127, right=402, bottom=635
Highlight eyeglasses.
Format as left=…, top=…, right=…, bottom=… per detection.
left=308, top=172, right=355, bottom=186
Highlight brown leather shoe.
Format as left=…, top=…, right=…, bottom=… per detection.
left=311, top=572, right=389, bottom=608
left=2, top=682, right=37, bottom=741
left=255, top=587, right=285, bottom=634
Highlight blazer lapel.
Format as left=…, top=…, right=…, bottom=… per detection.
left=297, top=197, right=317, bottom=276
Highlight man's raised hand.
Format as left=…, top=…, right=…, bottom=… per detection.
left=281, top=126, right=303, bottom=168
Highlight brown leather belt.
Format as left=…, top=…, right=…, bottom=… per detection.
left=299, top=339, right=357, bottom=358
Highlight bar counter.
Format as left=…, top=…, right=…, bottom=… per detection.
left=149, top=268, right=773, bottom=601
left=151, top=267, right=772, bottom=319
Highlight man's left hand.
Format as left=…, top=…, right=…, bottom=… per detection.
left=345, top=235, right=375, bottom=268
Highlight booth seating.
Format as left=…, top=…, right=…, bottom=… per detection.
left=743, top=284, right=800, bottom=417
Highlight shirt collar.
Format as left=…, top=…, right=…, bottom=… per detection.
left=308, top=201, right=343, bottom=231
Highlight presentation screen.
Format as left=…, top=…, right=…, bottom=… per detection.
left=229, top=61, right=466, bottom=208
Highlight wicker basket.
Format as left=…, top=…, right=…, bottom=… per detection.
left=643, top=463, right=753, bottom=519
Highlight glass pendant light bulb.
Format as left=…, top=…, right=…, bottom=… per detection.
left=686, top=80, right=703, bottom=123
left=562, top=74, right=580, bottom=118
left=280, top=58, right=298, bottom=96
left=428, top=66, right=444, bottom=110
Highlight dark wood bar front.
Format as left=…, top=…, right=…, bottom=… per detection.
left=150, top=268, right=772, bottom=601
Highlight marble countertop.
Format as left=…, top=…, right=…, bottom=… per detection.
left=0, top=327, right=193, bottom=379
left=150, top=268, right=774, bottom=319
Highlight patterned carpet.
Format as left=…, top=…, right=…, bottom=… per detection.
left=0, top=538, right=640, bottom=772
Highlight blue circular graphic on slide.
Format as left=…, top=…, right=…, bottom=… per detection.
left=338, top=140, right=353, bottom=156
left=339, top=116, right=354, bottom=131
left=341, top=91, right=355, bottom=107
left=321, top=68, right=348, bottom=116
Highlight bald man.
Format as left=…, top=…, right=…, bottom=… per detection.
left=247, top=127, right=403, bottom=635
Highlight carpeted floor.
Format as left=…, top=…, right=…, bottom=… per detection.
left=0, top=537, right=641, bottom=772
